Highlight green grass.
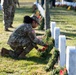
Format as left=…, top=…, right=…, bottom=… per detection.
left=19, top=0, right=36, bottom=2
left=0, top=2, right=76, bottom=75
left=50, top=7, right=76, bottom=46
left=0, top=3, right=50, bottom=75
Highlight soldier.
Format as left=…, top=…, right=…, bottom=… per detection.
left=8, top=0, right=15, bottom=28
left=9, top=0, right=20, bottom=28
left=1, top=15, right=48, bottom=59
left=1, top=0, right=17, bottom=31
left=10, top=0, right=17, bottom=28
left=14, top=0, right=20, bottom=8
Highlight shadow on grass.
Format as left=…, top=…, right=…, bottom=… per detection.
left=11, top=54, right=52, bottom=64
left=11, top=56, right=47, bottom=64
left=16, top=6, right=33, bottom=14
left=5, top=30, right=13, bottom=32
left=51, top=20, right=66, bottom=23
left=61, top=31, right=76, bottom=40
left=72, top=29, right=76, bottom=32
left=26, top=56, right=47, bottom=64
left=36, top=33, right=44, bottom=36
left=65, top=25, right=72, bottom=28
left=50, top=7, right=76, bottom=16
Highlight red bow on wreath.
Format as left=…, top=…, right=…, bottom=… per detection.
left=42, top=46, right=48, bottom=51
left=59, top=68, right=67, bottom=75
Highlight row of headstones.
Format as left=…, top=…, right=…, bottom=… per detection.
left=55, top=1, right=76, bottom=7
left=33, top=3, right=76, bottom=75
left=51, top=22, right=76, bottom=75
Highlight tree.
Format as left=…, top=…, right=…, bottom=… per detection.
left=65, top=0, right=76, bottom=2
left=44, top=0, right=50, bottom=30
left=36, top=0, right=39, bottom=3
left=72, top=0, right=76, bottom=2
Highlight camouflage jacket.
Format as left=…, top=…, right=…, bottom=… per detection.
left=13, top=0, right=20, bottom=7
left=1, top=0, right=15, bottom=9
left=7, top=23, right=45, bottom=47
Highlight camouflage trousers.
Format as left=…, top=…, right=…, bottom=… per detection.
left=9, top=43, right=34, bottom=58
left=2, top=5, right=15, bottom=29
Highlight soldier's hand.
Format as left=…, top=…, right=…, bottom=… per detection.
left=38, top=46, right=47, bottom=52
left=38, top=48, right=42, bottom=52
left=43, top=44, right=49, bottom=47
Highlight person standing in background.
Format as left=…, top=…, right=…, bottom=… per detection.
left=49, top=0, right=56, bottom=8
left=1, top=0, right=17, bottom=31
left=10, top=0, right=20, bottom=28
left=41, top=0, right=44, bottom=7
left=14, top=0, right=20, bottom=8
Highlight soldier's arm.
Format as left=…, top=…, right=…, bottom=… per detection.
left=28, top=30, right=46, bottom=46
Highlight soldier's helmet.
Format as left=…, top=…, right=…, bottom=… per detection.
left=31, top=15, right=40, bottom=25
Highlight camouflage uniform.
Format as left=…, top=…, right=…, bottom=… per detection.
left=10, top=0, right=16, bottom=27
left=10, top=0, right=20, bottom=27
left=7, top=23, right=46, bottom=57
left=1, top=0, right=16, bottom=30
left=14, top=0, right=20, bottom=8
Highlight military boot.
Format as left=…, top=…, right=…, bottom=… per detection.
left=9, top=50, right=16, bottom=58
left=1, top=48, right=9, bottom=57
left=10, top=26, right=14, bottom=28
left=5, top=27, right=9, bottom=31
left=18, top=52, right=26, bottom=59
left=4, top=26, right=10, bottom=31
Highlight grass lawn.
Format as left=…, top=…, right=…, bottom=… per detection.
left=0, top=2, right=50, bottom=75
left=19, top=0, right=36, bottom=2
left=50, top=7, right=76, bottom=46
left=0, top=1, right=76, bottom=75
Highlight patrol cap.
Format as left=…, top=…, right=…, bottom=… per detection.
left=31, top=15, right=40, bottom=25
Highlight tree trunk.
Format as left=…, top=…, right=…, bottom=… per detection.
left=36, top=0, right=39, bottom=3
left=44, top=0, right=50, bottom=30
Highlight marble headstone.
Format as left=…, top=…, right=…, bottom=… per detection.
left=66, top=46, right=76, bottom=75
left=59, top=35, right=66, bottom=67
left=50, top=22, right=56, bottom=38
left=54, top=27, right=60, bottom=49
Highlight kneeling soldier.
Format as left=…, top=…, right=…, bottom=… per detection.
left=1, top=15, right=48, bottom=59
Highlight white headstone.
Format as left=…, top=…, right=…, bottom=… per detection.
left=66, top=46, right=76, bottom=75
left=59, top=35, right=66, bottom=67
left=54, top=27, right=60, bottom=49
left=0, top=4, right=2, bottom=10
left=61, top=0, right=64, bottom=4
left=50, top=22, right=56, bottom=38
